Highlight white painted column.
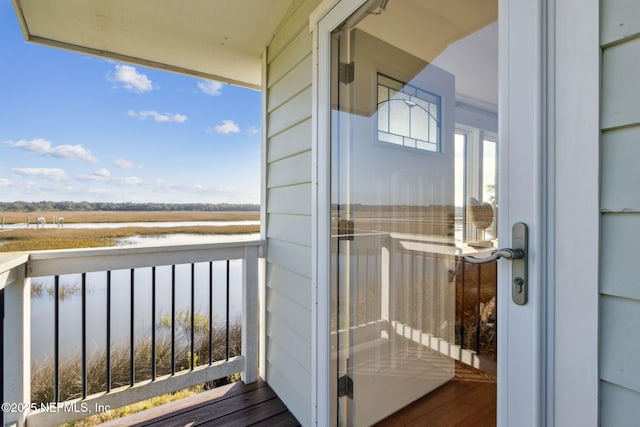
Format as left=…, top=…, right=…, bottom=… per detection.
left=3, top=267, right=30, bottom=427
left=242, top=246, right=259, bottom=383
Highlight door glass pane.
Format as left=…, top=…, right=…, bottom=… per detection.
left=455, top=133, right=467, bottom=243
left=482, top=139, right=498, bottom=241
left=330, top=0, right=498, bottom=425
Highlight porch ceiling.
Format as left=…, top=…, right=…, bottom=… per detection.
left=11, top=0, right=293, bottom=89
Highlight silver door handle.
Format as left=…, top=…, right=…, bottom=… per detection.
left=463, top=248, right=524, bottom=264
left=462, top=222, right=529, bottom=305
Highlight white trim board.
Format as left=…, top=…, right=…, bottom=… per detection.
left=311, top=1, right=370, bottom=425
left=550, top=0, right=600, bottom=425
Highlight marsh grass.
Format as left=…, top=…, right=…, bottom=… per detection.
left=9, top=211, right=256, bottom=423
left=0, top=210, right=258, bottom=224
left=30, top=280, right=83, bottom=299
left=32, top=315, right=242, bottom=424
left=0, top=224, right=259, bottom=252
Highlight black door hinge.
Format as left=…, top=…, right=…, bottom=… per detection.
left=337, top=374, right=353, bottom=399
left=339, top=62, right=354, bottom=84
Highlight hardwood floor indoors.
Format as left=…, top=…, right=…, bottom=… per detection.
left=376, top=362, right=497, bottom=427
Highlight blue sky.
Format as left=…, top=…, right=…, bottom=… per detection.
left=0, top=2, right=261, bottom=204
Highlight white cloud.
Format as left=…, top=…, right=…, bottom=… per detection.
left=4, top=138, right=98, bottom=163
left=148, top=180, right=217, bottom=195
left=76, top=173, right=142, bottom=186
left=114, top=158, right=138, bottom=169
left=197, top=80, right=223, bottom=96
left=246, top=126, right=260, bottom=136
left=94, top=168, right=111, bottom=178
left=0, top=178, right=11, bottom=187
left=127, top=110, right=187, bottom=123
left=112, top=64, right=153, bottom=93
left=114, top=176, right=143, bottom=186
left=12, top=168, right=68, bottom=181
left=214, top=120, right=240, bottom=135
left=76, top=174, right=106, bottom=183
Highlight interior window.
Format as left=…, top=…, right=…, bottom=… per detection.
left=455, top=125, right=498, bottom=246
left=377, top=73, right=441, bottom=152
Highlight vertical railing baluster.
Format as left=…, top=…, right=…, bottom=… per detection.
left=171, top=265, right=176, bottom=375
left=190, top=263, right=195, bottom=370
left=54, top=275, right=60, bottom=403
left=106, top=271, right=111, bottom=393
left=226, top=260, right=230, bottom=361
left=130, top=268, right=135, bottom=386
left=82, top=272, right=87, bottom=399
left=152, top=266, right=156, bottom=381
left=209, top=262, right=213, bottom=365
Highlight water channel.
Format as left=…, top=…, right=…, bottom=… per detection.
left=3, top=220, right=259, bottom=230
left=30, top=231, right=260, bottom=361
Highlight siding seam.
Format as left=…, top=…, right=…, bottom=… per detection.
left=267, top=287, right=311, bottom=323
left=268, top=149, right=311, bottom=164
left=267, top=236, right=312, bottom=250
left=600, top=210, right=640, bottom=214
left=267, top=83, right=313, bottom=115
left=267, top=313, right=311, bottom=346
left=269, top=147, right=313, bottom=164
left=268, top=181, right=312, bottom=191
left=601, top=122, right=640, bottom=133
left=267, top=0, right=307, bottom=54
left=268, top=51, right=313, bottom=89
left=267, top=20, right=309, bottom=64
left=266, top=362, right=311, bottom=424
left=268, top=212, right=312, bottom=218
left=599, top=293, right=640, bottom=304
left=266, top=263, right=312, bottom=280
left=601, top=379, right=640, bottom=395
left=267, top=338, right=312, bottom=375
left=601, top=32, right=640, bottom=50
left=267, top=117, right=312, bottom=140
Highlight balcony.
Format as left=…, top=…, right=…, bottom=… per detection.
left=0, top=240, right=292, bottom=427
left=1, top=233, right=497, bottom=426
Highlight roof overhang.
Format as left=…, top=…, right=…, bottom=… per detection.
left=11, top=0, right=294, bottom=89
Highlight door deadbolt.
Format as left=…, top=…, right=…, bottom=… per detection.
left=463, top=222, right=529, bottom=305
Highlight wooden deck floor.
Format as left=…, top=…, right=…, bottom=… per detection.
left=101, top=381, right=300, bottom=427
left=104, top=362, right=493, bottom=427
left=376, top=362, right=497, bottom=427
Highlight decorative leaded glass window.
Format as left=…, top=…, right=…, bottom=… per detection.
left=377, top=74, right=441, bottom=152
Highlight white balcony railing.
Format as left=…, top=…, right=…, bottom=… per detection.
left=0, top=240, right=263, bottom=427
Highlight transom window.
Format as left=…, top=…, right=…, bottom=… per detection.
left=377, top=73, right=441, bottom=152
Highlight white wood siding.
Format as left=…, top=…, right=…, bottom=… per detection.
left=600, top=2, right=640, bottom=424
left=264, top=0, right=320, bottom=424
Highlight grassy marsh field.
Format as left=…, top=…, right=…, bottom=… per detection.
left=0, top=211, right=259, bottom=252
left=0, top=210, right=258, bottom=224
left=2, top=211, right=257, bottom=424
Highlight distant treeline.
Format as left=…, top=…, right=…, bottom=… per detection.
left=0, top=201, right=260, bottom=212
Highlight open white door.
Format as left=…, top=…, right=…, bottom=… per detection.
left=315, top=0, right=545, bottom=425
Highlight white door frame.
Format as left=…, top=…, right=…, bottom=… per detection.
left=310, top=0, right=599, bottom=425
left=549, top=0, right=600, bottom=425
left=497, top=0, right=546, bottom=423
